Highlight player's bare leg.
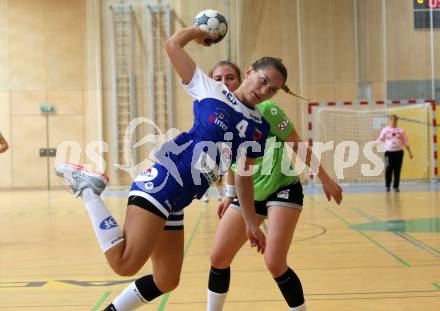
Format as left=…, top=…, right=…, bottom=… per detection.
left=207, top=207, right=264, bottom=311
left=266, top=206, right=305, bottom=311
left=104, top=228, right=183, bottom=310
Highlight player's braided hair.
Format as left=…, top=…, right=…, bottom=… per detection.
left=252, top=57, right=288, bottom=82
left=210, top=61, right=242, bottom=81
left=281, top=84, right=309, bottom=101
left=252, top=57, right=308, bottom=101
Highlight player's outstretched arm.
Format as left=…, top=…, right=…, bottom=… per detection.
left=165, top=26, right=217, bottom=85
left=287, top=129, right=343, bottom=205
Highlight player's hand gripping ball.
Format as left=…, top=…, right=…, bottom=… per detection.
left=193, top=9, right=228, bottom=45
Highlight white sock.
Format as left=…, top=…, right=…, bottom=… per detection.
left=291, top=303, right=307, bottom=311
left=113, top=282, right=148, bottom=310
left=207, top=289, right=227, bottom=311
left=81, top=188, right=124, bottom=252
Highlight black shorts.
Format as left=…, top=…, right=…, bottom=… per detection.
left=230, top=181, right=304, bottom=217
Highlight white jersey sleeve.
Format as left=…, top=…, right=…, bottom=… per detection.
left=182, top=67, right=222, bottom=100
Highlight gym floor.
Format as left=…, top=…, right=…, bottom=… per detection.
left=1, top=184, right=439, bottom=310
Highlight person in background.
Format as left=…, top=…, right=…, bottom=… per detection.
left=376, top=114, right=413, bottom=192
left=202, top=178, right=225, bottom=202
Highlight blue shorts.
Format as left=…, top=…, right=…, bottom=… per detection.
left=230, top=181, right=303, bottom=217
left=128, top=163, right=203, bottom=230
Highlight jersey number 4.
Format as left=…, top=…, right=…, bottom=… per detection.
left=235, top=120, right=248, bottom=138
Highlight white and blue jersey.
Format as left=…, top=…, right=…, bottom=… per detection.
left=128, top=67, right=270, bottom=229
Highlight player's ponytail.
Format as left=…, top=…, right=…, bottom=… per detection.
left=282, top=84, right=309, bottom=101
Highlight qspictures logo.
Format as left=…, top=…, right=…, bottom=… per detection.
left=55, top=117, right=388, bottom=186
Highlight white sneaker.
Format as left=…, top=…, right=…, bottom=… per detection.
left=54, top=163, right=109, bottom=197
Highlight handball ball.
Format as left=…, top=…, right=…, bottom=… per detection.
left=193, top=9, right=228, bottom=44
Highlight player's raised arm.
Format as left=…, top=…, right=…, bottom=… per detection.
left=165, top=26, right=217, bottom=85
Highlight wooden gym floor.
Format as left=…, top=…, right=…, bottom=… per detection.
left=0, top=184, right=439, bottom=310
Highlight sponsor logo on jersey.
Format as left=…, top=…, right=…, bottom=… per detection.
left=222, top=89, right=263, bottom=123
left=222, top=89, right=238, bottom=106
left=271, top=107, right=278, bottom=115
left=278, top=117, right=289, bottom=131
left=277, top=189, right=290, bottom=199
left=99, top=216, right=118, bottom=230
left=249, top=113, right=262, bottom=122
left=209, top=109, right=229, bottom=131
left=253, top=128, right=263, bottom=141
left=137, top=167, right=158, bottom=181
left=145, top=182, right=154, bottom=190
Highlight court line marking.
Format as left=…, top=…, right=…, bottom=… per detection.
left=325, top=207, right=412, bottom=267
left=90, top=291, right=110, bottom=311
left=156, top=204, right=207, bottom=311
left=433, top=283, right=440, bottom=290
left=303, top=182, right=440, bottom=195
left=354, top=208, right=440, bottom=260
left=400, top=233, right=440, bottom=255
left=102, top=289, right=440, bottom=306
